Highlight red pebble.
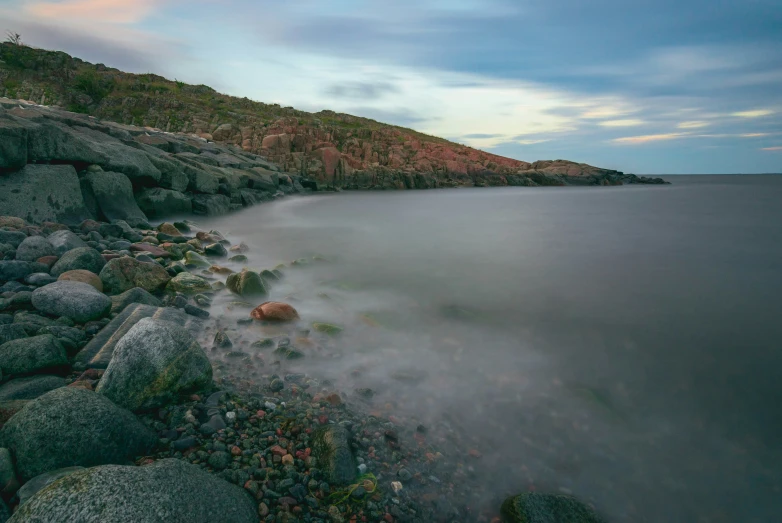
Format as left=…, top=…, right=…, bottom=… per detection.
left=256, top=410, right=266, bottom=418
left=384, top=514, right=394, bottom=522
left=270, top=445, right=288, bottom=456
left=468, top=449, right=482, bottom=458
left=231, top=446, right=242, bottom=456
left=318, top=415, right=328, bottom=425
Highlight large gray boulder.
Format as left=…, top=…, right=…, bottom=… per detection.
left=15, top=236, right=55, bottom=262
left=99, top=256, right=171, bottom=295
left=10, top=459, right=258, bottom=523
left=50, top=247, right=105, bottom=277
left=96, top=318, right=212, bottom=412
left=0, top=334, right=68, bottom=376
left=0, top=116, right=31, bottom=169
left=0, top=375, right=66, bottom=401
left=191, top=194, right=231, bottom=216
left=0, top=387, right=156, bottom=481
left=31, top=281, right=111, bottom=323
left=0, top=164, right=91, bottom=225
left=17, top=467, right=84, bottom=507
left=47, top=230, right=88, bottom=256
left=0, top=261, right=48, bottom=282
left=135, top=188, right=193, bottom=218
left=226, top=270, right=268, bottom=298
left=83, top=171, right=149, bottom=228
left=0, top=231, right=26, bottom=248
left=0, top=324, right=27, bottom=345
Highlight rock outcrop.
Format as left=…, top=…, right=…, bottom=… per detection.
left=0, top=42, right=667, bottom=204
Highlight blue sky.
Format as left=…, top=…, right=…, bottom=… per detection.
left=3, top=0, right=781, bottom=174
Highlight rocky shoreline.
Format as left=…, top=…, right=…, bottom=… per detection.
left=0, top=212, right=611, bottom=523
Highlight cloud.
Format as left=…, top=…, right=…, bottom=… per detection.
left=462, top=133, right=504, bottom=139
left=612, top=133, right=686, bottom=144
left=741, top=133, right=770, bottom=137
left=517, top=139, right=550, bottom=145
left=598, top=119, right=645, bottom=127
left=678, top=121, right=709, bottom=128
left=761, top=146, right=782, bottom=151
left=324, top=81, right=400, bottom=100
left=25, top=0, right=158, bottom=24
left=733, top=109, right=774, bottom=118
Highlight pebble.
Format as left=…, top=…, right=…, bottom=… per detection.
left=398, top=468, right=413, bottom=481
left=358, top=463, right=367, bottom=474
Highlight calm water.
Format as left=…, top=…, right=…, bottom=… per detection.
left=204, top=175, right=782, bottom=522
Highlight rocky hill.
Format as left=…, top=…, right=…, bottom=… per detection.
left=0, top=42, right=666, bottom=189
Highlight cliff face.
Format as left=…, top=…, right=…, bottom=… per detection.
left=0, top=43, right=666, bottom=189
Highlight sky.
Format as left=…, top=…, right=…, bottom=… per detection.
left=2, top=0, right=781, bottom=174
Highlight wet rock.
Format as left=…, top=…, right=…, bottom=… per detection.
left=226, top=270, right=268, bottom=298
left=167, top=273, right=212, bottom=294
left=214, top=330, right=233, bottom=349
left=50, top=247, right=105, bottom=277
left=0, top=387, right=155, bottom=481
left=312, top=425, right=356, bottom=486
left=500, top=493, right=606, bottom=523
left=99, top=256, right=171, bottom=295
left=17, top=467, right=85, bottom=507
left=0, top=261, right=48, bottom=282
left=228, top=254, right=247, bottom=263
left=11, top=459, right=257, bottom=523
left=31, top=281, right=111, bottom=323
left=184, top=304, right=209, bottom=319
left=250, top=301, right=299, bottom=322
left=0, top=375, right=66, bottom=401
left=192, top=194, right=231, bottom=216
left=57, top=269, right=103, bottom=291
left=96, top=318, right=212, bottom=412
left=204, top=242, right=227, bottom=257
left=0, top=334, right=68, bottom=376
left=25, top=273, right=57, bottom=286
left=312, top=322, right=344, bottom=336
left=15, top=236, right=55, bottom=262
left=47, top=229, right=88, bottom=256
left=184, top=251, right=211, bottom=267
left=110, top=287, right=162, bottom=314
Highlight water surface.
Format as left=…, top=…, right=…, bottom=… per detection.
left=204, top=175, right=782, bottom=522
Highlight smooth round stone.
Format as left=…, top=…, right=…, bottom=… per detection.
left=25, top=273, right=57, bottom=287
left=31, top=281, right=111, bottom=323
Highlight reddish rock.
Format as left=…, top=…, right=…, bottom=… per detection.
left=281, top=454, right=294, bottom=466
left=229, top=242, right=249, bottom=253
left=0, top=216, right=26, bottom=229
left=269, top=445, right=287, bottom=456
left=156, top=222, right=181, bottom=236
left=250, top=302, right=300, bottom=322
left=79, top=219, right=102, bottom=233
left=58, top=269, right=103, bottom=291
left=231, top=445, right=242, bottom=456
left=102, top=253, right=121, bottom=262
left=77, top=369, right=104, bottom=381
left=326, top=392, right=342, bottom=406
left=36, top=256, right=58, bottom=268
left=68, top=380, right=93, bottom=391
left=129, top=243, right=171, bottom=258
left=313, top=147, right=341, bottom=177
left=41, top=222, right=69, bottom=233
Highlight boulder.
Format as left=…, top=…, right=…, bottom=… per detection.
left=135, top=187, right=193, bottom=219
left=184, top=251, right=210, bottom=267
left=0, top=447, right=19, bottom=496
left=0, top=261, right=48, bottom=282
left=0, top=324, right=27, bottom=345
left=17, top=467, right=84, bottom=507
left=250, top=301, right=299, bottom=322
left=191, top=194, right=231, bottom=216
left=0, top=231, right=26, bottom=248
left=204, top=242, right=227, bottom=257
left=0, top=164, right=91, bottom=225
left=15, top=236, right=55, bottom=262
left=74, top=304, right=201, bottom=369
left=167, top=273, right=212, bottom=294
left=31, top=281, right=111, bottom=323
left=10, top=459, right=258, bottom=523
left=0, top=375, right=66, bottom=401
left=0, top=334, right=68, bottom=376
left=0, top=387, right=155, bottom=481
left=156, top=223, right=181, bottom=237
left=57, top=269, right=103, bottom=291
left=47, top=229, right=88, bottom=256
left=96, top=318, right=212, bottom=411
left=226, top=270, right=268, bottom=298
left=0, top=117, right=30, bottom=169
left=50, top=247, right=105, bottom=277
left=500, top=493, right=606, bottom=523
left=99, top=256, right=171, bottom=295
left=110, top=287, right=162, bottom=314
left=312, top=425, right=356, bottom=486
left=83, top=171, right=149, bottom=228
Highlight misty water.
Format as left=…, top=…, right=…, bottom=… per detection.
left=197, top=175, right=782, bottom=522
